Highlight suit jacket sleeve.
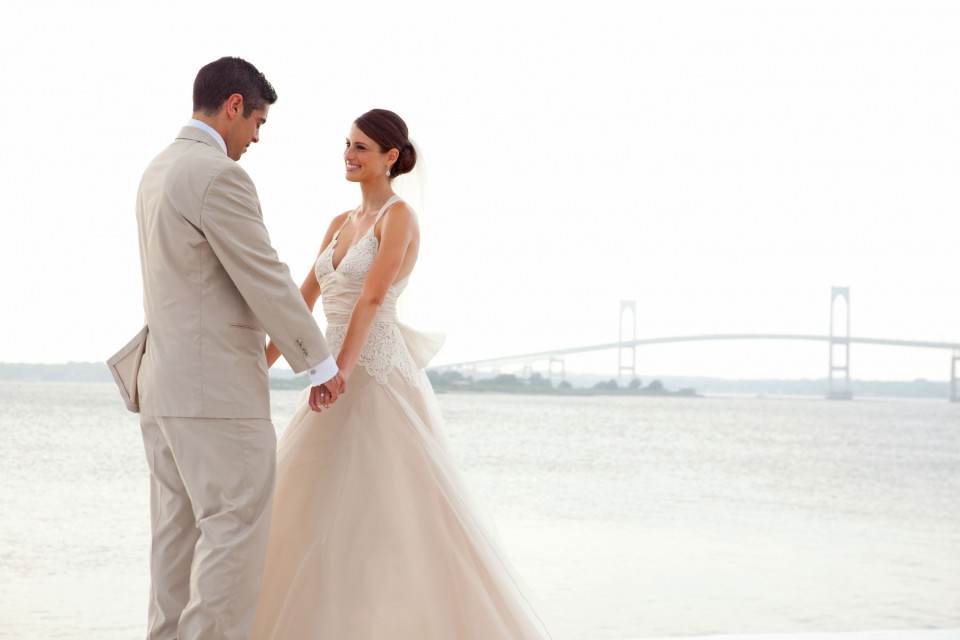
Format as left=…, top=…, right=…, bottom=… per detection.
left=200, top=162, right=332, bottom=375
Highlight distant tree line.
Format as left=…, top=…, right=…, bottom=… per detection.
left=425, top=370, right=695, bottom=396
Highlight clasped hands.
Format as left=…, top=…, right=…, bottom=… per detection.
left=309, top=371, right=347, bottom=412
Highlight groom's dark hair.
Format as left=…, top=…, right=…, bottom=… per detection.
left=193, top=57, right=278, bottom=118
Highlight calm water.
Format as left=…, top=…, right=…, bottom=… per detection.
left=0, top=381, right=958, bottom=639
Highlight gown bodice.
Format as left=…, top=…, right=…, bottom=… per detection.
left=313, top=196, right=441, bottom=386
left=314, top=196, right=409, bottom=327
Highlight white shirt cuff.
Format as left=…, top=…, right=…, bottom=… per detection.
left=307, top=356, right=338, bottom=386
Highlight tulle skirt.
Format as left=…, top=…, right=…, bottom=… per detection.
left=250, top=367, right=552, bottom=639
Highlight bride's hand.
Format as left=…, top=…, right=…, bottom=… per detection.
left=331, top=370, right=347, bottom=396
left=308, top=385, right=330, bottom=412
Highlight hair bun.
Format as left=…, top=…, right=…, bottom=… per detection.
left=354, top=109, right=417, bottom=180
left=393, top=143, right=417, bottom=178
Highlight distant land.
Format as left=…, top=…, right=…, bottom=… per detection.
left=0, top=361, right=952, bottom=399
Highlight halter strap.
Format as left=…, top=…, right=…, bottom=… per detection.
left=374, top=195, right=402, bottom=224
left=331, top=195, right=402, bottom=244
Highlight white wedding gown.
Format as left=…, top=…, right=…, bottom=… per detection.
left=250, top=197, right=552, bottom=639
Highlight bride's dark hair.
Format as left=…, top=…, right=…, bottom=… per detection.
left=354, top=109, right=417, bottom=180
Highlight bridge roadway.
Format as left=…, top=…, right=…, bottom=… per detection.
left=434, top=333, right=960, bottom=369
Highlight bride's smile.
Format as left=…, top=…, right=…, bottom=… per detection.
left=343, top=123, right=395, bottom=182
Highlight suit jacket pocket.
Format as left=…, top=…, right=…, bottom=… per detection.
left=228, top=322, right=264, bottom=332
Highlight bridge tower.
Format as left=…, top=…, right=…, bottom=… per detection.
left=951, top=349, right=959, bottom=403
left=828, top=287, right=853, bottom=400
left=548, top=356, right=565, bottom=384
left=619, top=300, right=636, bottom=381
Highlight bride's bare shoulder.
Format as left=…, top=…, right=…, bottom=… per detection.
left=330, top=209, right=353, bottom=228
left=381, top=201, right=418, bottom=229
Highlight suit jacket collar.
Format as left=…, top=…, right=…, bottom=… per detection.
left=176, top=125, right=228, bottom=156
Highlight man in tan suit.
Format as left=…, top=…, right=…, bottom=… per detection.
left=131, top=57, right=343, bottom=640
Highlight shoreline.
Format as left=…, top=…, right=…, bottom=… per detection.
left=0, top=377, right=948, bottom=402
left=0, top=367, right=953, bottom=400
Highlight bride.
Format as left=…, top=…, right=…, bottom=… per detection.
left=250, top=109, right=553, bottom=639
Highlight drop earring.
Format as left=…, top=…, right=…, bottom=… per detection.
left=386, top=166, right=391, bottom=177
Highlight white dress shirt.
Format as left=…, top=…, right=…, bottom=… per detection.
left=187, top=118, right=228, bottom=154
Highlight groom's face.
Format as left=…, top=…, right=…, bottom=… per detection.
left=225, top=104, right=270, bottom=161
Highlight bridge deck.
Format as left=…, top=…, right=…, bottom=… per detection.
left=435, top=334, right=960, bottom=369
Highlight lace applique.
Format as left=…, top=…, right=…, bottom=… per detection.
left=336, top=233, right=378, bottom=279
left=315, top=232, right=377, bottom=281
left=327, top=322, right=421, bottom=387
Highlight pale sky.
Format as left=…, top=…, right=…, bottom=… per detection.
left=1, top=0, right=957, bottom=381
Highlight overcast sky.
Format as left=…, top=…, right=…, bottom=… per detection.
left=1, top=0, right=957, bottom=381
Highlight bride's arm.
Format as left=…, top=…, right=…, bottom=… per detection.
left=266, top=213, right=349, bottom=368
left=336, top=203, right=418, bottom=380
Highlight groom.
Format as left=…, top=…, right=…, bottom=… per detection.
left=128, top=57, right=343, bottom=639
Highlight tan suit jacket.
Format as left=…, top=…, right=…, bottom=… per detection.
left=128, top=126, right=330, bottom=418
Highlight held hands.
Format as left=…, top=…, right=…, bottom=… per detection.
left=308, top=371, right=348, bottom=412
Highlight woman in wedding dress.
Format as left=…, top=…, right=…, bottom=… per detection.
left=250, top=109, right=552, bottom=639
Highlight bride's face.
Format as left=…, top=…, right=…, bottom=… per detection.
left=344, top=124, right=390, bottom=182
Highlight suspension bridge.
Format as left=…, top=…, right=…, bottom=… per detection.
left=433, top=288, right=960, bottom=402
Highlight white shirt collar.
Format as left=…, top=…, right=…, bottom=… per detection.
left=186, top=119, right=228, bottom=155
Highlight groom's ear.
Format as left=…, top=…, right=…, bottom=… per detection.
left=223, top=94, right=244, bottom=120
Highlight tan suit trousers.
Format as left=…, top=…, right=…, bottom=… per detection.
left=140, top=415, right=276, bottom=640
